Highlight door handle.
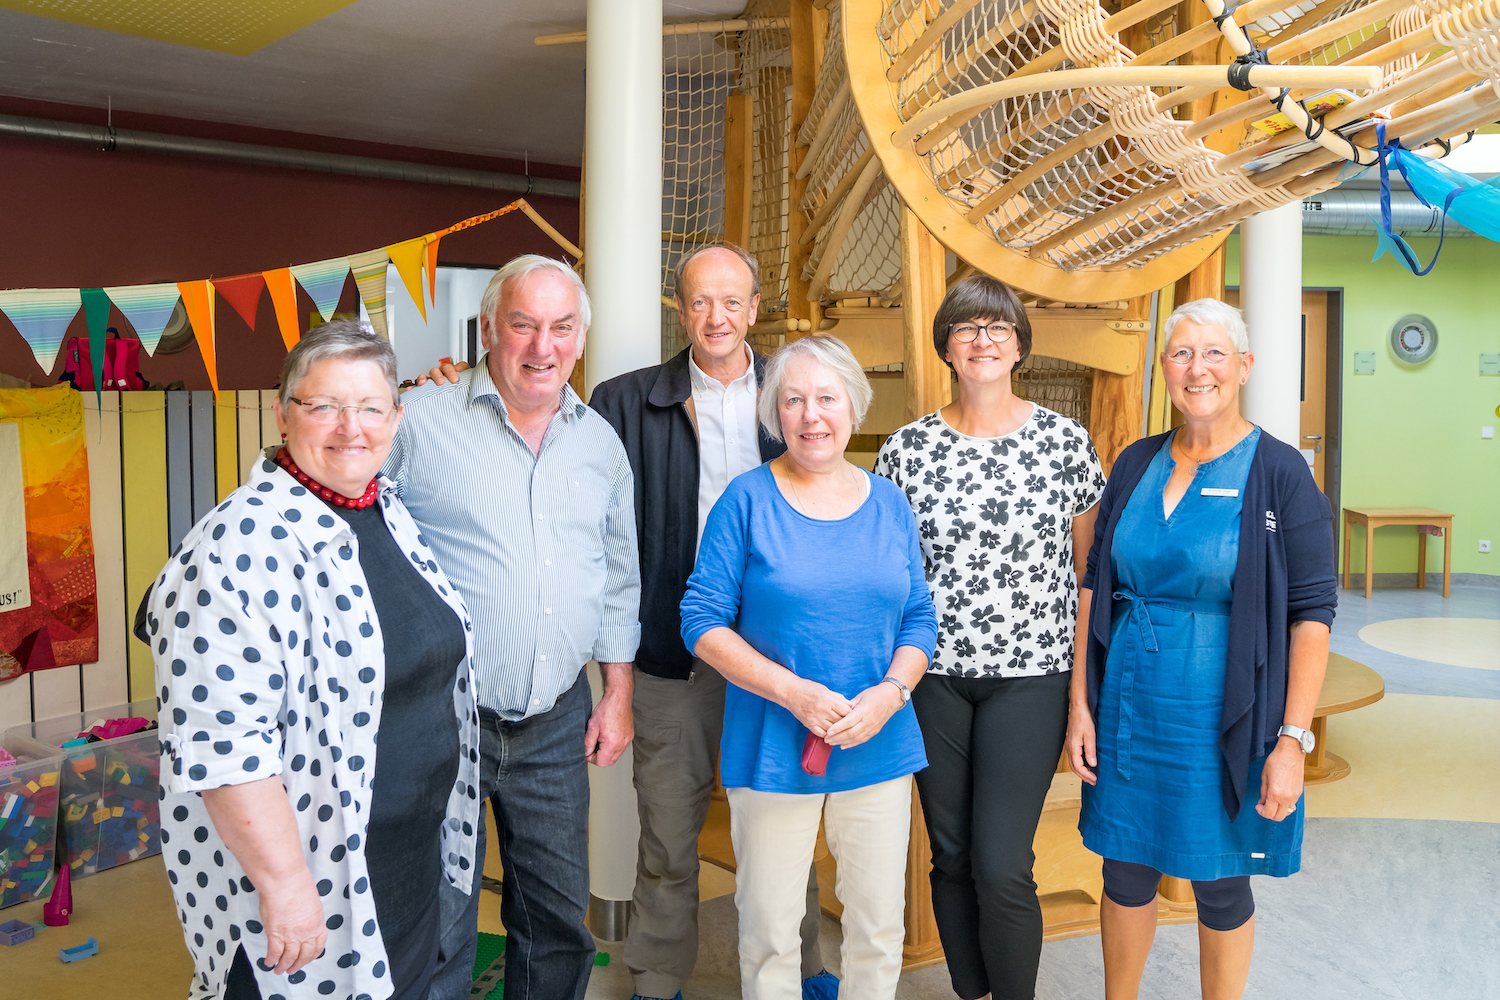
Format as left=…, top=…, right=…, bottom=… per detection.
left=1303, top=434, right=1322, bottom=441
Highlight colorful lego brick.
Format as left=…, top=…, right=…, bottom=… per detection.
left=57, top=937, right=97, bottom=962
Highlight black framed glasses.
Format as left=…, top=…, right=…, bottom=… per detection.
left=949, top=322, right=1015, bottom=344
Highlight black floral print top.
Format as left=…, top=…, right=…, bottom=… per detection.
left=874, top=405, right=1106, bottom=678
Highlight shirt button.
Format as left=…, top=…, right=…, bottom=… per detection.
left=533, top=698, right=540, bottom=706
left=545, top=607, right=553, bottom=614
left=539, top=654, right=547, bottom=662
left=537, top=513, right=545, bottom=521
left=544, top=559, right=552, bottom=567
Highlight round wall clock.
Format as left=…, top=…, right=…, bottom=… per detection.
left=1390, top=314, right=1438, bottom=365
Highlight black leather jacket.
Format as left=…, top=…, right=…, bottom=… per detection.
left=588, top=346, right=784, bottom=680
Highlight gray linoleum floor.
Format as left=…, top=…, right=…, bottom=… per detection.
left=584, top=817, right=1500, bottom=999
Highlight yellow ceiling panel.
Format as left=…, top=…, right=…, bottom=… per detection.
left=0, top=0, right=361, bottom=56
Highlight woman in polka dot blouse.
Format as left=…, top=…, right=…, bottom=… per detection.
left=147, top=322, right=481, bottom=1000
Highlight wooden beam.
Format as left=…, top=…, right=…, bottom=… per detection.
left=1088, top=294, right=1153, bottom=474
left=899, top=207, right=952, bottom=431
left=787, top=0, right=822, bottom=333
left=722, top=94, right=754, bottom=251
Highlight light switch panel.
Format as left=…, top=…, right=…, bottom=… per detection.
left=1353, top=351, right=1376, bottom=374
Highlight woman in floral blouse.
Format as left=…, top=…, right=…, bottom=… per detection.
left=874, top=275, right=1104, bottom=1000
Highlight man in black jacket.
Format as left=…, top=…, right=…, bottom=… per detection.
left=590, top=245, right=834, bottom=1000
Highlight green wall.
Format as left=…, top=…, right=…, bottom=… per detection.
left=1226, top=233, right=1500, bottom=579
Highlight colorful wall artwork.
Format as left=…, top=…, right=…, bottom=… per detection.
left=0, top=385, right=99, bottom=678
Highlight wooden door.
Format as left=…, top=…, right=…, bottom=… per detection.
left=1223, top=289, right=1329, bottom=490
left=1300, top=291, right=1328, bottom=491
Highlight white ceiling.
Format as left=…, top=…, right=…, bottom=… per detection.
left=0, top=0, right=747, bottom=165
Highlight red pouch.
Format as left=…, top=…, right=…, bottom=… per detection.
left=801, top=732, right=833, bottom=776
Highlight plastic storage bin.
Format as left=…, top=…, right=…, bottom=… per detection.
left=0, top=731, right=64, bottom=909
left=15, top=700, right=161, bottom=880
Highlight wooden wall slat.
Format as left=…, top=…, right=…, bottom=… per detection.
left=260, top=389, right=279, bottom=465
left=190, top=391, right=217, bottom=524
left=237, top=391, right=261, bottom=487
left=121, top=392, right=168, bottom=704
left=0, top=675, right=32, bottom=730
left=215, top=391, right=238, bottom=501
left=165, top=391, right=193, bottom=551
left=81, top=392, right=129, bottom=712
left=30, top=665, right=80, bottom=721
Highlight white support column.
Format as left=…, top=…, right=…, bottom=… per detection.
left=581, top=0, right=661, bottom=942
left=1239, top=201, right=1303, bottom=447
left=583, top=0, right=663, bottom=395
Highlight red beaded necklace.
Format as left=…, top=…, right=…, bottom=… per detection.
left=275, top=447, right=380, bottom=509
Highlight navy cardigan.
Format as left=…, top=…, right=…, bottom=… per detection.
left=1081, top=430, right=1337, bottom=820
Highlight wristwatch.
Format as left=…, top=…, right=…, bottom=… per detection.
left=881, top=676, right=912, bottom=706
left=1278, top=724, right=1316, bottom=754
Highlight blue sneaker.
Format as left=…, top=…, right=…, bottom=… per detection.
left=629, top=994, right=682, bottom=1000
left=802, top=970, right=840, bottom=1000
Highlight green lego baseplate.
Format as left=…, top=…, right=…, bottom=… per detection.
left=470, top=933, right=505, bottom=999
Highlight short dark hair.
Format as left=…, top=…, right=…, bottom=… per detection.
left=932, top=275, right=1031, bottom=369
left=673, top=243, right=761, bottom=304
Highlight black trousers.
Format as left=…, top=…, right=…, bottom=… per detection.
left=911, top=671, right=1071, bottom=1000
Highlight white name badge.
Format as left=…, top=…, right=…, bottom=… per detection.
left=1201, top=487, right=1239, bottom=498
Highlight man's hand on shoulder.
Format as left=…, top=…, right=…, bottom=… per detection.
left=407, top=359, right=468, bottom=390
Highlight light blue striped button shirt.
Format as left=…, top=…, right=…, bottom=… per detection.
left=384, top=361, right=641, bottom=720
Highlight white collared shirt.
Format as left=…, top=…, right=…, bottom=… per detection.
left=689, top=345, right=762, bottom=548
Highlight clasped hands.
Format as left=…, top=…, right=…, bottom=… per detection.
left=786, top=676, right=902, bottom=750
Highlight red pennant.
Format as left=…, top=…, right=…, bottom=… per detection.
left=213, top=273, right=267, bottom=330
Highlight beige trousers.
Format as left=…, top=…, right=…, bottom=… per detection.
left=728, top=775, right=913, bottom=1000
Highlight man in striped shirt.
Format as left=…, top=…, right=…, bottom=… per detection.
left=386, top=255, right=640, bottom=1000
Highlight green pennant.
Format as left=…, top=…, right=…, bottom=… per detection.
left=80, top=288, right=111, bottom=406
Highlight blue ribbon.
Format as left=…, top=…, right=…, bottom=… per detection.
left=1371, top=122, right=1467, bottom=276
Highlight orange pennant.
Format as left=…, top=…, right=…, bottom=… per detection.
left=178, top=279, right=218, bottom=396
left=425, top=236, right=441, bottom=306
left=213, top=272, right=266, bottom=330
left=262, top=268, right=301, bottom=351
left=386, top=238, right=427, bottom=322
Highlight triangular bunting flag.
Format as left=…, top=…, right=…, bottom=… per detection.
left=102, top=283, right=180, bottom=356
left=178, top=279, right=218, bottom=396
left=262, top=268, right=301, bottom=351
left=425, top=235, right=441, bottom=306
left=80, top=288, right=111, bottom=406
left=213, top=273, right=267, bottom=330
left=290, top=257, right=351, bottom=325
left=348, top=249, right=391, bottom=339
left=0, top=288, right=82, bottom=374
left=386, top=238, right=428, bottom=323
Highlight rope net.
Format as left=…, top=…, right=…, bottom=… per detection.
left=1012, top=354, right=1094, bottom=426
left=743, top=0, right=795, bottom=353
left=661, top=28, right=738, bottom=359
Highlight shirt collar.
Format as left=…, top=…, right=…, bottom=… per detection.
left=466, top=355, right=588, bottom=421
left=246, top=447, right=372, bottom=553
left=688, top=343, right=756, bottom=394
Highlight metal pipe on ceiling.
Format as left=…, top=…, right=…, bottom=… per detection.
left=0, top=113, right=581, bottom=199
left=1301, top=187, right=1476, bottom=237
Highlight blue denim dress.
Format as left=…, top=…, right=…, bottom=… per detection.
left=1079, top=427, right=1303, bottom=880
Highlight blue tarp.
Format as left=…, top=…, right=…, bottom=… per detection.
left=1366, top=122, right=1500, bottom=274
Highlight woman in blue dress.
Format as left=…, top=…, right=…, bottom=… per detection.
left=1066, top=298, right=1337, bottom=999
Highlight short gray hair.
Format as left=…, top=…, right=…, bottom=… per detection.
left=757, top=335, right=873, bottom=442
left=279, top=320, right=398, bottom=405
left=479, top=255, right=591, bottom=337
left=1163, top=298, right=1250, bottom=353
left=673, top=243, right=761, bottom=303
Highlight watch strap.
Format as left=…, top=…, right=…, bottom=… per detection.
left=881, top=676, right=911, bottom=705
left=1278, top=724, right=1315, bottom=753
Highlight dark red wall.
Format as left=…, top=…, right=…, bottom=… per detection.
left=0, top=97, right=580, bottom=391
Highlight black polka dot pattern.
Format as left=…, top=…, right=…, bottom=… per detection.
left=149, top=451, right=480, bottom=999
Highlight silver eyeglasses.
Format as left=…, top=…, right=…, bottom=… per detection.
left=1164, top=348, right=1239, bottom=366
left=287, top=397, right=396, bottom=426
left=949, top=322, right=1016, bottom=344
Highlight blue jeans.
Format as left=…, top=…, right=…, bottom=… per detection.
left=430, top=671, right=595, bottom=1000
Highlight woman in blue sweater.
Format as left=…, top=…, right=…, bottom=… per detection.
left=680, top=335, right=937, bottom=1000
left=1066, top=298, right=1336, bottom=999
